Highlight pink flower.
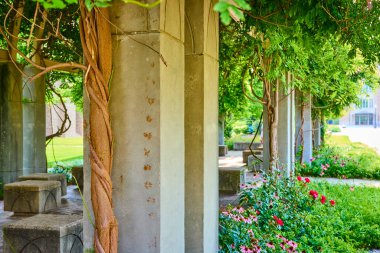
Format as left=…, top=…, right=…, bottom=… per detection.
left=330, top=200, right=336, bottom=206
left=266, top=242, right=275, bottom=249
left=320, top=195, right=326, bottom=204
left=231, top=244, right=235, bottom=249
left=350, top=186, right=355, bottom=192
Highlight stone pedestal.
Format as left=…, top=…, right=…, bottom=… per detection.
left=247, top=155, right=263, bottom=172
left=219, top=167, right=246, bottom=194
left=22, top=65, right=46, bottom=174
left=71, top=166, right=83, bottom=189
left=243, top=150, right=262, bottom=164
left=219, top=145, right=228, bottom=156
left=0, top=63, right=23, bottom=185
left=19, top=172, right=67, bottom=196
left=4, top=180, right=61, bottom=214
left=3, top=214, right=82, bottom=253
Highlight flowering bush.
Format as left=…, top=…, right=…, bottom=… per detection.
left=296, top=145, right=380, bottom=179
left=219, top=171, right=336, bottom=252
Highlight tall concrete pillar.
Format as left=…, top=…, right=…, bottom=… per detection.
left=0, top=63, right=23, bottom=184
left=218, top=115, right=224, bottom=145
left=107, top=2, right=185, bottom=252
left=278, top=76, right=295, bottom=175
left=295, top=91, right=313, bottom=164
left=185, top=1, right=219, bottom=252
left=303, top=94, right=313, bottom=163
left=313, top=116, right=321, bottom=148
left=22, top=65, right=46, bottom=174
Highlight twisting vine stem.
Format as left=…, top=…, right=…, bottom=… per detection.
left=79, top=1, right=118, bottom=252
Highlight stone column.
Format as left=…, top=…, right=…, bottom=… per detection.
left=278, top=75, right=295, bottom=175
left=185, top=1, right=219, bottom=252
left=302, top=94, right=313, bottom=163
left=313, top=116, right=321, bottom=148
left=22, top=65, right=46, bottom=174
left=218, top=115, right=224, bottom=145
left=0, top=63, right=23, bottom=184
left=107, top=2, right=185, bottom=252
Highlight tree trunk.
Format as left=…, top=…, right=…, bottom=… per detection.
left=79, top=2, right=118, bottom=252
left=264, top=78, right=279, bottom=171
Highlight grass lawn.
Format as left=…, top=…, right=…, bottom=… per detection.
left=46, top=137, right=83, bottom=166
left=326, top=135, right=352, bottom=146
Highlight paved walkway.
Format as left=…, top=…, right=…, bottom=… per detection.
left=0, top=185, right=83, bottom=252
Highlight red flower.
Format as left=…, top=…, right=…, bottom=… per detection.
left=273, top=215, right=284, bottom=226
left=320, top=195, right=326, bottom=204
left=297, top=176, right=302, bottom=181
left=309, top=190, right=318, bottom=199
left=256, top=210, right=260, bottom=215
left=330, top=200, right=336, bottom=206
left=305, top=178, right=311, bottom=183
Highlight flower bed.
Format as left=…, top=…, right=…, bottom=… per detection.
left=219, top=172, right=380, bottom=252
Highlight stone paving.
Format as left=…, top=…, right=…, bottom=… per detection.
left=0, top=185, right=83, bottom=252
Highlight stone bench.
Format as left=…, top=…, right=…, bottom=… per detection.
left=233, top=142, right=263, bottom=151
left=242, top=149, right=263, bottom=164
left=4, top=180, right=61, bottom=214
left=219, top=166, right=246, bottom=194
left=71, top=166, right=83, bottom=189
left=3, top=214, right=83, bottom=253
left=19, top=173, right=67, bottom=196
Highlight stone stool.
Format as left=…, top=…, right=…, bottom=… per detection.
left=219, top=166, right=247, bottom=194
left=19, top=173, right=67, bottom=196
left=3, top=214, right=83, bottom=253
left=242, top=149, right=263, bottom=164
left=71, top=166, right=83, bottom=189
left=4, top=180, right=61, bottom=214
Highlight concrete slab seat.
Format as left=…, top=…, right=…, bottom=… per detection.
left=3, top=214, right=83, bottom=253
left=233, top=142, right=263, bottom=151
left=219, top=166, right=247, bottom=194
left=71, top=166, right=83, bottom=189
left=242, top=149, right=263, bottom=164
left=4, top=180, right=61, bottom=214
left=19, top=173, right=67, bottom=196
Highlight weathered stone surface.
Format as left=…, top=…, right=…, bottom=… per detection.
left=0, top=63, right=23, bottom=185
left=234, top=142, right=262, bottom=151
left=19, top=173, right=67, bottom=196
left=3, top=214, right=83, bottom=253
left=219, top=145, right=228, bottom=156
left=219, top=166, right=246, bottom=194
left=243, top=150, right=263, bottom=164
left=4, top=180, right=61, bottom=214
left=247, top=155, right=264, bottom=172
left=71, top=166, right=83, bottom=189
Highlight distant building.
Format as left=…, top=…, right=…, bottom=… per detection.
left=46, top=102, right=83, bottom=137
left=339, top=86, right=380, bottom=127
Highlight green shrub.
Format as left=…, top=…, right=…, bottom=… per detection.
left=297, top=145, right=380, bottom=179
left=48, top=158, right=83, bottom=182
left=327, top=125, right=341, bottom=132
left=219, top=172, right=379, bottom=252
